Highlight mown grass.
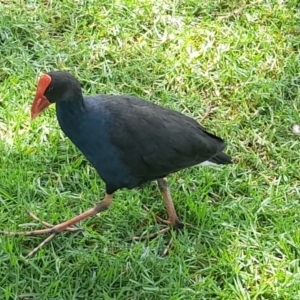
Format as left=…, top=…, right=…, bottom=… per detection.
left=0, top=0, right=299, bottom=299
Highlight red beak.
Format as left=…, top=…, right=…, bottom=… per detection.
left=31, top=74, right=52, bottom=120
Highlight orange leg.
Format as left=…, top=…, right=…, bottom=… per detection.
left=134, top=178, right=188, bottom=255
left=157, top=178, right=184, bottom=229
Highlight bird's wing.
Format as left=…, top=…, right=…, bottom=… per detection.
left=103, top=96, right=226, bottom=181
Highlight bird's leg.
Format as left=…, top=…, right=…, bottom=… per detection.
left=133, top=178, right=185, bottom=254
left=0, top=194, right=113, bottom=258
left=157, top=178, right=184, bottom=229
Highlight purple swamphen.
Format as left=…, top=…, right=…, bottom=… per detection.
left=1, top=71, right=232, bottom=257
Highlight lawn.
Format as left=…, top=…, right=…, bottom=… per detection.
left=0, top=0, right=299, bottom=299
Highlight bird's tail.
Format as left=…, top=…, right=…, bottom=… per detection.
left=209, top=152, right=232, bottom=165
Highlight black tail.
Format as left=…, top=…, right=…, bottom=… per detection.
left=209, top=152, right=232, bottom=165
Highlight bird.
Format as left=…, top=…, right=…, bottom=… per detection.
left=1, top=71, right=232, bottom=258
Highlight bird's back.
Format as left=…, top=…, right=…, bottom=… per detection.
left=99, top=95, right=229, bottom=181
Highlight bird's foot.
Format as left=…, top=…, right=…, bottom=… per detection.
left=0, top=195, right=112, bottom=258
left=0, top=208, right=81, bottom=235
left=141, top=205, right=193, bottom=228
left=131, top=205, right=193, bottom=255
left=132, top=227, right=173, bottom=256
left=24, top=208, right=81, bottom=232
left=0, top=208, right=82, bottom=259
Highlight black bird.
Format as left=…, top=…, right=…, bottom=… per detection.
left=1, top=71, right=232, bottom=257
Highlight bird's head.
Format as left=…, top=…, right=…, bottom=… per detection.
left=31, top=71, right=82, bottom=119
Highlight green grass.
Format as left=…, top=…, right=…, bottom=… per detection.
left=0, top=0, right=299, bottom=299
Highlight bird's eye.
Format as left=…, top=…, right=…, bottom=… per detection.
left=47, top=87, right=54, bottom=92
